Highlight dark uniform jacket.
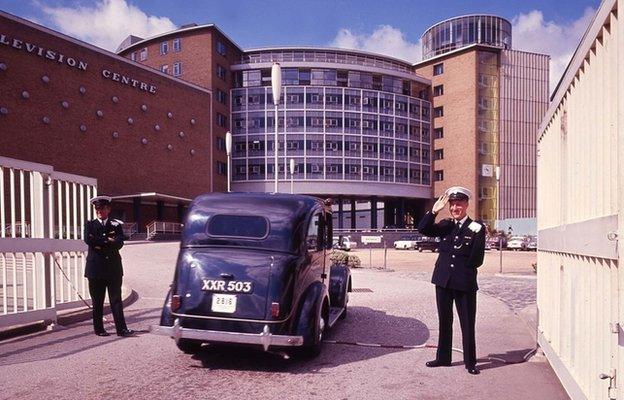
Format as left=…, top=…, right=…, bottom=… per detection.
left=84, top=219, right=125, bottom=279
left=418, top=211, right=486, bottom=292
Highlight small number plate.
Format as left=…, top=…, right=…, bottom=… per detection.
left=211, top=293, right=237, bottom=313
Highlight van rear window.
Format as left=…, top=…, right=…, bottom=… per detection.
left=207, top=214, right=269, bottom=239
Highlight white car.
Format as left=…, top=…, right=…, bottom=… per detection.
left=507, top=236, right=529, bottom=251
left=333, top=236, right=352, bottom=251
left=393, top=235, right=419, bottom=250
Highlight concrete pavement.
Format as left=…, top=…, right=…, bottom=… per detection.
left=0, top=242, right=567, bottom=399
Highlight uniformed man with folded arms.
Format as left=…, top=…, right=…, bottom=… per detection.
left=84, top=196, right=134, bottom=337
left=418, top=186, right=485, bottom=375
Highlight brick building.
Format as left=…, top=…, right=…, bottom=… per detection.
left=0, top=11, right=219, bottom=231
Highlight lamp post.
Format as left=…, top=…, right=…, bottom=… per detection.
left=271, top=62, right=282, bottom=193
left=225, top=131, right=232, bottom=193
left=289, top=158, right=295, bottom=194
left=495, top=165, right=502, bottom=273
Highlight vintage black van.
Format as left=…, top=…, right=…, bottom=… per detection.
left=151, top=193, right=351, bottom=357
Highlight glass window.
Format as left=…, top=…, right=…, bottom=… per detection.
left=216, top=161, right=227, bottom=175
left=130, top=52, right=136, bottom=61
left=433, top=107, right=444, bottom=118
left=433, top=63, right=444, bottom=75
left=160, top=41, right=168, bottom=55
left=434, top=149, right=444, bottom=160
left=434, top=127, right=444, bottom=139
left=216, top=112, right=227, bottom=127
left=434, top=170, right=444, bottom=181
left=433, top=85, right=444, bottom=96
left=172, top=38, right=181, bottom=52
left=217, top=41, right=227, bottom=56
left=140, top=47, right=148, bottom=61
left=207, top=214, right=269, bottom=239
left=217, top=89, right=227, bottom=104
left=160, top=64, right=169, bottom=74
left=172, top=62, right=182, bottom=76
left=217, top=64, right=227, bottom=81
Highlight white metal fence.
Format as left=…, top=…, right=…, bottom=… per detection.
left=0, top=156, right=97, bottom=327
left=146, top=221, right=183, bottom=239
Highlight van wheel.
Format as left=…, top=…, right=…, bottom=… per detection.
left=418, top=247, right=423, bottom=252
left=176, top=339, right=202, bottom=354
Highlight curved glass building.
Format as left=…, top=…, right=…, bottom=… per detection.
left=230, top=47, right=432, bottom=205
left=422, top=15, right=512, bottom=60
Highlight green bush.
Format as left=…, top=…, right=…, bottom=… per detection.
left=330, top=250, right=362, bottom=268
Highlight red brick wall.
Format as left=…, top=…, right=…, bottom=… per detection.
left=415, top=50, right=479, bottom=220
left=0, top=14, right=220, bottom=198
left=119, top=27, right=244, bottom=193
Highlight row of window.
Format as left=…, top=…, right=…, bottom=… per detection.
left=231, top=161, right=431, bottom=185
left=160, top=62, right=182, bottom=76
left=234, top=115, right=429, bottom=131
left=129, top=38, right=182, bottom=61
left=231, top=140, right=430, bottom=158
left=235, top=68, right=425, bottom=98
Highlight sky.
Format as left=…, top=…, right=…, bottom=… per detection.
left=0, top=0, right=601, bottom=93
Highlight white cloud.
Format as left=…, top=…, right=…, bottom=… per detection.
left=36, top=0, right=177, bottom=52
left=511, top=8, right=596, bottom=94
left=329, top=25, right=422, bottom=63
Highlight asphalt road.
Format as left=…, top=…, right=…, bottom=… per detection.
left=0, top=242, right=567, bottom=400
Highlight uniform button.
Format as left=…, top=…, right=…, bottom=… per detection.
left=450, top=264, right=454, bottom=268
left=452, top=255, right=455, bottom=258
left=455, top=236, right=459, bottom=239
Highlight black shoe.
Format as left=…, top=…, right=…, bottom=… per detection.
left=95, top=331, right=110, bottom=337
left=426, top=360, right=452, bottom=367
left=467, top=367, right=480, bottom=375
left=117, top=329, right=135, bottom=337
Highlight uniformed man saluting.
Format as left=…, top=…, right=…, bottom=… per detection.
left=418, top=186, right=486, bottom=375
left=84, top=196, right=134, bottom=337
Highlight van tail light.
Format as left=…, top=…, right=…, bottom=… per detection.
left=271, top=302, right=280, bottom=318
left=171, top=294, right=181, bottom=311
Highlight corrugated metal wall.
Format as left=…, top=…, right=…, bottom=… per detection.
left=499, top=50, right=549, bottom=220
left=537, top=1, right=622, bottom=398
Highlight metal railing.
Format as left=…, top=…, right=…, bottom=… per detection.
left=0, top=156, right=97, bottom=328
left=146, top=221, right=183, bottom=239
left=122, top=222, right=138, bottom=239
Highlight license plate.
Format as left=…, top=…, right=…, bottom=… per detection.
left=201, top=279, right=253, bottom=294
left=211, top=294, right=237, bottom=313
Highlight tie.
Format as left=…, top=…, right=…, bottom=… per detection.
left=456, top=221, right=461, bottom=231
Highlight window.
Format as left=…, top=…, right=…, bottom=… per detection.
left=434, top=170, right=444, bottom=181
left=217, top=64, right=227, bottom=80
left=434, top=107, right=444, bottom=118
left=217, top=40, right=227, bottom=56
left=130, top=52, right=136, bottom=61
left=216, top=113, right=227, bottom=128
left=433, top=85, right=444, bottom=96
left=433, top=63, right=444, bottom=76
left=216, top=136, right=226, bottom=151
left=306, top=213, right=320, bottom=250
left=434, top=127, right=444, bottom=139
left=172, top=38, right=181, bottom=52
left=172, top=62, right=182, bottom=76
left=160, top=41, right=168, bottom=55
left=160, top=64, right=169, bottom=74
left=217, top=89, right=227, bottom=104
left=434, top=149, right=444, bottom=160
left=216, top=161, right=227, bottom=175
left=139, top=47, right=148, bottom=61
left=208, top=214, right=268, bottom=239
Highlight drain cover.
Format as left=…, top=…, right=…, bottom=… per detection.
left=352, top=288, right=373, bottom=293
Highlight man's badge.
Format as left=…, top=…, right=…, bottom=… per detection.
left=468, top=221, right=482, bottom=233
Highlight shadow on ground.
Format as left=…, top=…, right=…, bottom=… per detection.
left=191, top=306, right=429, bottom=373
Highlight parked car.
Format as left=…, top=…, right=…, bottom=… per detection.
left=151, top=193, right=351, bottom=358
left=333, top=236, right=352, bottom=251
left=415, top=236, right=440, bottom=252
left=507, top=235, right=529, bottom=251
left=393, top=234, right=420, bottom=250
left=527, top=236, right=537, bottom=251
left=486, top=235, right=507, bottom=250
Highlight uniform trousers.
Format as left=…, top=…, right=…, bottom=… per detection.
left=435, top=285, right=477, bottom=368
left=88, top=276, right=128, bottom=334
